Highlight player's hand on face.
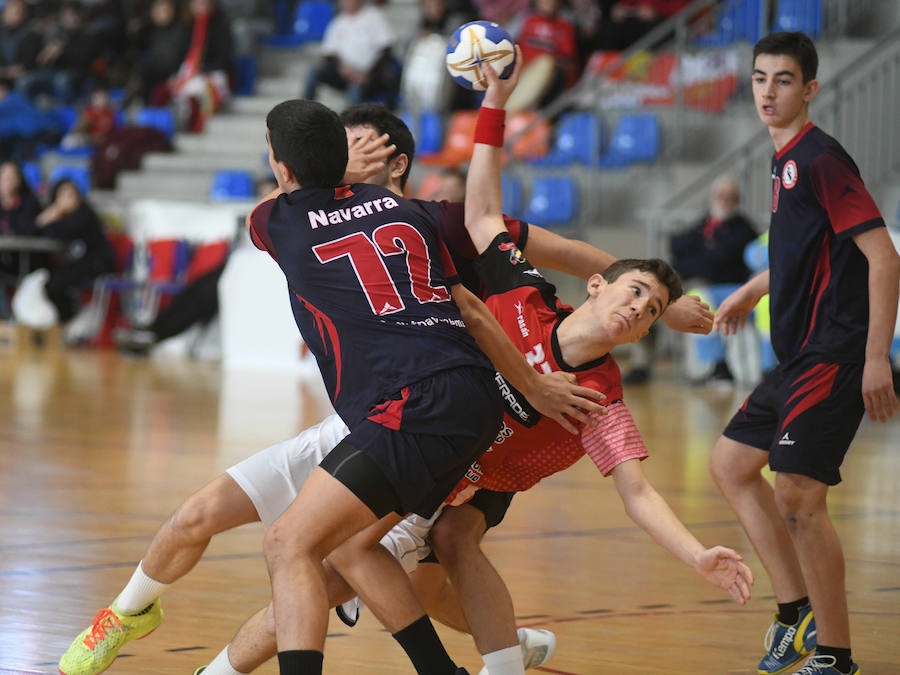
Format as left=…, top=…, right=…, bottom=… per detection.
left=861, top=356, right=899, bottom=422
left=662, top=294, right=713, bottom=334
left=712, top=287, right=756, bottom=336
left=482, top=44, right=523, bottom=110
left=343, top=128, right=396, bottom=184
left=529, top=370, right=607, bottom=434
left=695, top=546, right=754, bottom=605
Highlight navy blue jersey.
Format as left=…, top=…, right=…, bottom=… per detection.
left=768, top=123, right=885, bottom=364
left=249, top=183, right=493, bottom=428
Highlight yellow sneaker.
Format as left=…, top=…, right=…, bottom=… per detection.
left=58, top=598, right=163, bottom=675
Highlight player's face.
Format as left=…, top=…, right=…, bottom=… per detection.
left=593, top=270, right=668, bottom=344
left=751, top=54, right=817, bottom=129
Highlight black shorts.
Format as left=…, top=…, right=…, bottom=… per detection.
left=419, top=489, right=515, bottom=565
left=321, top=366, right=503, bottom=518
left=722, top=354, right=864, bottom=485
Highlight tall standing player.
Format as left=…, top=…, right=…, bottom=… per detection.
left=253, top=95, right=604, bottom=675
left=709, top=31, right=900, bottom=675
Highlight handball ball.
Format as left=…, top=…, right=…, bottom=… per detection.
left=446, top=21, right=516, bottom=91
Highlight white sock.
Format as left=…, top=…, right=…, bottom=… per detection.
left=201, top=645, right=246, bottom=675
left=481, top=644, right=526, bottom=675
left=115, top=560, right=170, bottom=612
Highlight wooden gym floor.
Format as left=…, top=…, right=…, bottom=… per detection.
left=1, top=346, right=898, bottom=674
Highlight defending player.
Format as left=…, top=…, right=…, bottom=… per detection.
left=709, top=32, right=900, bottom=675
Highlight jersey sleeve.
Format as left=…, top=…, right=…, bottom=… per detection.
left=581, top=402, right=648, bottom=476
left=434, top=233, right=461, bottom=286
left=810, top=152, right=885, bottom=240
left=474, top=231, right=558, bottom=300
left=248, top=198, right=278, bottom=258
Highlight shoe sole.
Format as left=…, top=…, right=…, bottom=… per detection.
left=757, top=649, right=814, bottom=675
left=58, top=625, right=161, bottom=675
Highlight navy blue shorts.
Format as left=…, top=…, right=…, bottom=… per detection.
left=322, top=366, right=503, bottom=518
left=722, top=355, right=865, bottom=485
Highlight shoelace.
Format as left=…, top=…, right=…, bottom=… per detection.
left=82, top=608, right=124, bottom=650
left=763, top=620, right=778, bottom=650
left=795, top=654, right=838, bottom=674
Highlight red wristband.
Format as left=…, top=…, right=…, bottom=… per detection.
left=474, top=106, right=506, bottom=147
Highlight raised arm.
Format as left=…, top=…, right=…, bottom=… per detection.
left=713, top=269, right=770, bottom=335
left=611, top=458, right=754, bottom=604
left=464, top=47, right=522, bottom=255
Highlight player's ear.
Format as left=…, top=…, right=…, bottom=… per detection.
left=272, top=159, right=295, bottom=187
left=586, top=273, right=606, bottom=298
left=389, top=153, right=409, bottom=182
left=802, top=78, right=819, bottom=103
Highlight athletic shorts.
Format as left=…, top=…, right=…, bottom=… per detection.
left=722, top=355, right=865, bottom=485
left=226, top=414, right=351, bottom=528
left=322, top=366, right=503, bottom=518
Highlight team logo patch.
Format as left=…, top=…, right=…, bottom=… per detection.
left=781, top=160, right=798, bottom=189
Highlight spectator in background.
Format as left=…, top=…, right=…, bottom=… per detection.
left=515, top=0, right=578, bottom=107
left=127, top=0, right=189, bottom=105
left=473, top=0, right=530, bottom=36
left=150, top=0, right=234, bottom=133
left=0, top=160, right=41, bottom=317
left=600, top=0, right=690, bottom=51
left=303, top=0, right=401, bottom=109
left=0, top=0, right=42, bottom=84
left=33, top=178, right=115, bottom=325
left=60, top=85, right=119, bottom=150
left=19, top=0, right=98, bottom=104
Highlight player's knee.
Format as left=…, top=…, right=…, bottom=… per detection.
left=430, top=513, right=479, bottom=563
left=262, top=519, right=299, bottom=566
left=168, top=494, right=221, bottom=543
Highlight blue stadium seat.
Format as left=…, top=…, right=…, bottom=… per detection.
left=49, top=105, right=80, bottom=135
left=522, top=176, right=578, bottom=228
left=264, top=0, right=334, bottom=46
left=21, top=161, right=42, bottom=193
left=597, top=113, right=660, bottom=167
left=49, top=164, right=91, bottom=195
left=529, top=112, right=604, bottom=167
left=209, top=169, right=255, bottom=201
left=416, top=111, right=443, bottom=155
left=134, top=107, right=176, bottom=140
left=234, top=55, right=257, bottom=96
left=501, top=173, right=522, bottom=219
left=773, top=0, right=823, bottom=37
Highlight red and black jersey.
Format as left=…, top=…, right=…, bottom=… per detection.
left=248, top=183, right=492, bottom=429
left=768, top=123, right=885, bottom=365
left=445, top=232, right=646, bottom=500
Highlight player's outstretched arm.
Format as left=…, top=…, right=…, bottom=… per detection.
left=662, top=295, right=715, bottom=334
left=464, top=46, right=523, bottom=255
left=452, top=283, right=606, bottom=434
left=712, top=269, right=770, bottom=335
left=611, top=458, right=753, bottom=604
left=853, top=226, right=900, bottom=421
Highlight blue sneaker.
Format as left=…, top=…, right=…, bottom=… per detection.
left=793, top=654, right=859, bottom=674
left=758, top=604, right=817, bottom=674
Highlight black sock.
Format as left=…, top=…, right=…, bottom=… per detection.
left=776, top=596, right=810, bottom=625
left=392, top=615, right=457, bottom=675
left=277, top=649, right=323, bottom=675
left=816, top=645, right=853, bottom=673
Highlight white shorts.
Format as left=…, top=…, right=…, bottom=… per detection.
left=226, top=412, right=439, bottom=573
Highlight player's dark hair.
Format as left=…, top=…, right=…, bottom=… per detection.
left=601, top=258, right=683, bottom=308
left=753, top=31, right=818, bottom=83
left=266, top=99, right=347, bottom=189
left=340, top=103, right=415, bottom=189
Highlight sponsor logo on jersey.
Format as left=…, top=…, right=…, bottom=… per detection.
left=498, top=241, right=526, bottom=265
left=778, top=432, right=796, bottom=446
left=494, top=372, right=541, bottom=427
left=308, top=196, right=400, bottom=229
left=782, top=160, right=798, bottom=189
left=493, top=420, right=514, bottom=444
left=515, top=301, right=529, bottom=337
left=465, top=461, right=483, bottom=483
left=523, top=268, right=543, bottom=278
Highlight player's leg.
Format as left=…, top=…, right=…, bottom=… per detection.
left=58, top=474, right=260, bottom=675
left=409, top=561, right=469, bottom=633
left=430, top=500, right=524, bottom=675
left=709, top=436, right=807, bottom=601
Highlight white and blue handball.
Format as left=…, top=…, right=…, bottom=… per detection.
left=445, top=21, right=516, bottom=91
